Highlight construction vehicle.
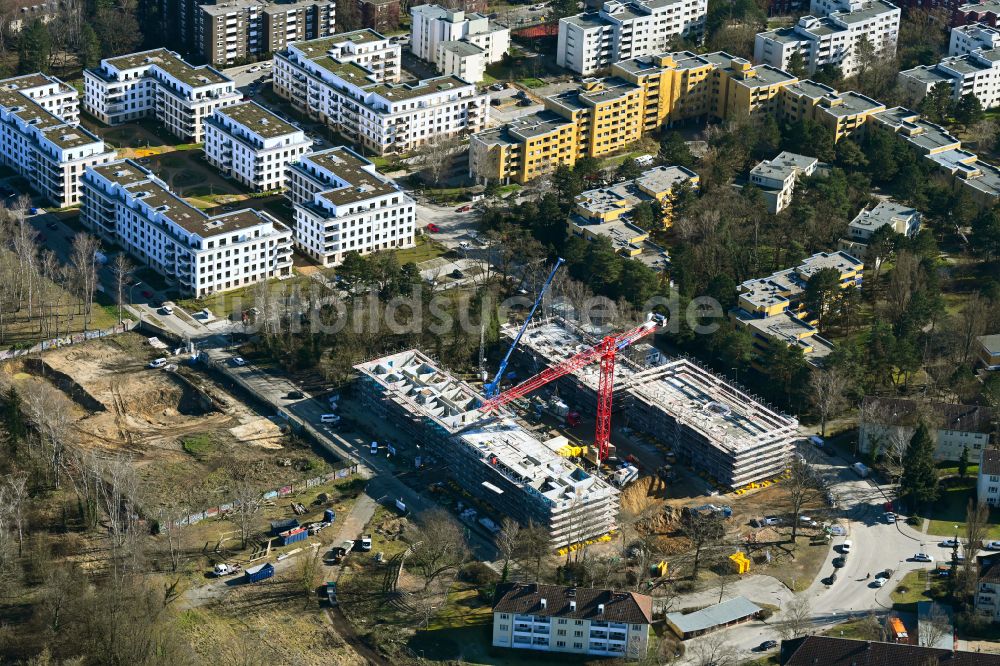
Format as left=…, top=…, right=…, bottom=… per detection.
left=478, top=313, right=667, bottom=463
left=213, top=563, right=242, bottom=577
left=483, top=258, right=564, bottom=398
left=611, top=464, right=639, bottom=486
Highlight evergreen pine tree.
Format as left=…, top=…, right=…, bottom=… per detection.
left=900, top=422, right=939, bottom=505
left=958, top=445, right=970, bottom=479
left=18, top=20, right=52, bottom=74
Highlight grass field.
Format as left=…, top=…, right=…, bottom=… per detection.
left=395, top=236, right=448, bottom=265
left=891, top=569, right=950, bottom=612
left=924, top=480, right=1000, bottom=539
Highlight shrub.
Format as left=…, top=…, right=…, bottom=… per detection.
left=461, top=561, right=500, bottom=586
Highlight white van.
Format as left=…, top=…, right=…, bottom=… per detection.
left=161, top=304, right=175, bottom=315
left=320, top=414, right=340, bottom=424
left=841, top=540, right=853, bottom=553
left=148, top=358, right=167, bottom=368
left=370, top=441, right=378, bottom=455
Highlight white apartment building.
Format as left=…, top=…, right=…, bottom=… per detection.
left=753, top=0, right=900, bottom=78
left=748, top=151, right=818, bottom=214
left=410, top=4, right=509, bottom=81
left=274, top=32, right=488, bottom=154
left=0, top=74, right=116, bottom=207
left=979, top=449, right=1000, bottom=508
left=492, top=583, right=652, bottom=660
left=557, top=0, right=708, bottom=76
left=83, top=48, right=241, bottom=142
left=858, top=397, right=993, bottom=463
left=286, top=146, right=415, bottom=265
left=898, top=47, right=1000, bottom=111
left=976, top=553, right=1000, bottom=623
left=847, top=200, right=920, bottom=242
left=204, top=101, right=312, bottom=191
left=81, top=159, right=293, bottom=296
left=951, top=23, right=1000, bottom=56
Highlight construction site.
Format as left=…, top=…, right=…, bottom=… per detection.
left=1, top=333, right=325, bottom=513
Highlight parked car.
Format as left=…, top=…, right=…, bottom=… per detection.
left=161, top=304, right=175, bottom=315
left=459, top=241, right=471, bottom=249
left=249, top=65, right=261, bottom=72
left=941, top=538, right=960, bottom=548
left=286, top=390, right=304, bottom=399
left=871, top=577, right=887, bottom=588
left=828, top=525, right=847, bottom=536
left=141, top=290, right=154, bottom=298
left=148, top=358, right=167, bottom=369
left=840, top=540, right=853, bottom=553
left=456, top=204, right=472, bottom=212
left=232, top=357, right=247, bottom=366
left=756, top=640, right=778, bottom=651
left=763, top=516, right=781, bottom=526
left=426, top=223, right=440, bottom=233
left=832, top=556, right=847, bottom=568
left=912, top=553, right=933, bottom=563
left=985, top=541, right=1000, bottom=551
left=883, top=512, right=897, bottom=524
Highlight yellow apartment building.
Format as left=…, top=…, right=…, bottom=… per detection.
left=780, top=80, right=886, bottom=142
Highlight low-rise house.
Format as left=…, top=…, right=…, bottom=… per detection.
left=979, top=449, right=1000, bottom=507
left=840, top=200, right=921, bottom=257
left=748, top=151, right=818, bottom=213
left=859, top=396, right=993, bottom=462
left=492, top=582, right=652, bottom=660
left=950, top=23, right=1000, bottom=56
left=779, top=635, right=1000, bottom=664
left=978, top=333, right=1000, bottom=370
left=204, top=101, right=312, bottom=191
left=666, top=596, right=763, bottom=639
left=898, top=47, right=1000, bottom=112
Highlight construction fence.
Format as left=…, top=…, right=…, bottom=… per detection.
left=165, top=465, right=359, bottom=529
left=0, top=320, right=137, bottom=362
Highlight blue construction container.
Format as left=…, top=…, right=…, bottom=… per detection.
left=324, top=509, right=335, bottom=523
left=244, top=563, right=274, bottom=583
left=279, top=527, right=308, bottom=546
left=270, top=518, right=298, bottom=536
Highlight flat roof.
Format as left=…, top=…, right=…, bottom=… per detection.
left=849, top=200, right=919, bottom=230
left=292, top=29, right=389, bottom=58
left=635, top=165, right=699, bottom=192
left=300, top=146, right=401, bottom=206
left=750, top=151, right=817, bottom=180
left=104, top=49, right=231, bottom=88
left=440, top=40, right=484, bottom=57
left=666, top=597, right=762, bottom=634
left=214, top=101, right=300, bottom=138
left=370, top=75, right=471, bottom=101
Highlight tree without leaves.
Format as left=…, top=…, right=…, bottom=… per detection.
left=686, top=630, right=740, bottom=666
left=69, top=233, right=100, bottom=330
left=110, top=254, right=134, bottom=325
left=961, top=499, right=989, bottom=606
left=228, top=463, right=265, bottom=549
left=408, top=509, right=469, bottom=590
left=919, top=604, right=952, bottom=648
left=784, top=458, right=830, bottom=544
left=515, top=520, right=550, bottom=582
left=678, top=511, right=725, bottom=579
left=776, top=595, right=813, bottom=640
left=496, top=517, right=520, bottom=582
left=809, top=367, right=849, bottom=438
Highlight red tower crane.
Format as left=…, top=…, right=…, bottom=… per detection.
left=478, top=314, right=666, bottom=462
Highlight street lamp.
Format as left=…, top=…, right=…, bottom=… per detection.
left=129, top=281, right=143, bottom=306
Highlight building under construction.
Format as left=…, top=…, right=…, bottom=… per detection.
left=355, top=350, right=619, bottom=547
left=506, top=318, right=799, bottom=489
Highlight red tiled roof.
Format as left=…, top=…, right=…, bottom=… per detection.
left=492, top=582, right=653, bottom=625
left=781, top=636, right=1000, bottom=666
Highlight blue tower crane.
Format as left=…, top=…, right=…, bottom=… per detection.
left=483, top=257, right=564, bottom=398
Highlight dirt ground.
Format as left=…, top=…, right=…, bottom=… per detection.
left=2, top=333, right=330, bottom=513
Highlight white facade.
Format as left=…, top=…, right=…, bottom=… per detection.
left=748, top=151, right=818, bottom=214
left=951, top=23, right=1000, bottom=56
left=556, top=0, right=708, bottom=76
left=979, top=450, right=1000, bottom=508
left=847, top=200, right=920, bottom=242
left=753, top=0, right=900, bottom=78
left=83, top=48, right=241, bottom=142
left=0, top=74, right=116, bottom=207
left=81, top=159, right=293, bottom=297
left=274, top=32, right=487, bottom=154
left=898, top=48, right=1000, bottom=111
left=204, top=101, right=312, bottom=191
left=286, top=147, right=415, bottom=265
left=437, top=41, right=487, bottom=83
left=410, top=4, right=508, bottom=80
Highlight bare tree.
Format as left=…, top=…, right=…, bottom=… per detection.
left=962, top=499, right=989, bottom=602
left=228, top=464, right=265, bottom=549
left=297, top=547, right=321, bottom=604
left=69, top=233, right=100, bottom=330
left=156, top=502, right=188, bottom=573
left=414, top=136, right=462, bottom=187
left=785, top=459, right=829, bottom=544
left=515, top=520, right=551, bottom=582
left=678, top=511, right=725, bottom=579
left=98, top=455, right=144, bottom=585
left=686, top=631, right=740, bottom=666
left=809, top=368, right=849, bottom=438
left=110, top=253, right=134, bottom=325
left=776, top=595, right=813, bottom=640
left=496, top=517, right=520, bottom=581
left=857, top=611, right=887, bottom=641
left=3, top=473, right=28, bottom=556
left=22, top=383, right=75, bottom=488
left=408, top=509, right=469, bottom=590
left=919, top=604, right=952, bottom=648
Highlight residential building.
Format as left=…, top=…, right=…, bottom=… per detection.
left=779, top=636, right=1000, bottom=665
left=355, top=351, right=621, bottom=546
left=556, top=0, right=709, bottom=76
left=976, top=553, right=1000, bottom=622
left=491, top=583, right=652, bottom=660
left=204, top=101, right=312, bottom=190
left=83, top=49, right=241, bottom=142
left=410, top=4, right=509, bottom=82
left=666, top=597, right=762, bottom=639
left=194, top=0, right=337, bottom=66
left=80, top=159, right=293, bottom=296
left=286, top=146, right=414, bottom=265
left=3, top=0, right=59, bottom=34
left=978, top=333, right=1000, bottom=369
left=779, top=80, right=885, bottom=141
left=470, top=51, right=797, bottom=184
left=0, top=73, right=116, bottom=208
left=747, top=151, right=818, bottom=213
left=840, top=200, right=921, bottom=256
left=567, top=165, right=695, bottom=269
left=730, top=251, right=862, bottom=363
left=508, top=318, right=799, bottom=488
left=899, top=47, right=1000, bottom=111
left=957, top=0, right=1000, bottom=29
left=753, top=0, right=901, bottom=79
left=951, top=22, right=1000, bottom=55
left=858, top=396, right=993, bottom=462
left=274, top=32, right=488, bottom=154
left=979, top=449, right=1000, bottom=506
left=359, top=0, right=401, bottom=33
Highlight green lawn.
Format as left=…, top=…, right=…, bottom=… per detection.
left=924, top=481, right=1000, bottom=539
left=937, top=461, right=979, bottom=478
left=518, top=77, right=546, bottom=88
left=891, top=569, right=950, bottom=612
left=395, top=236, right=448, bottom=265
